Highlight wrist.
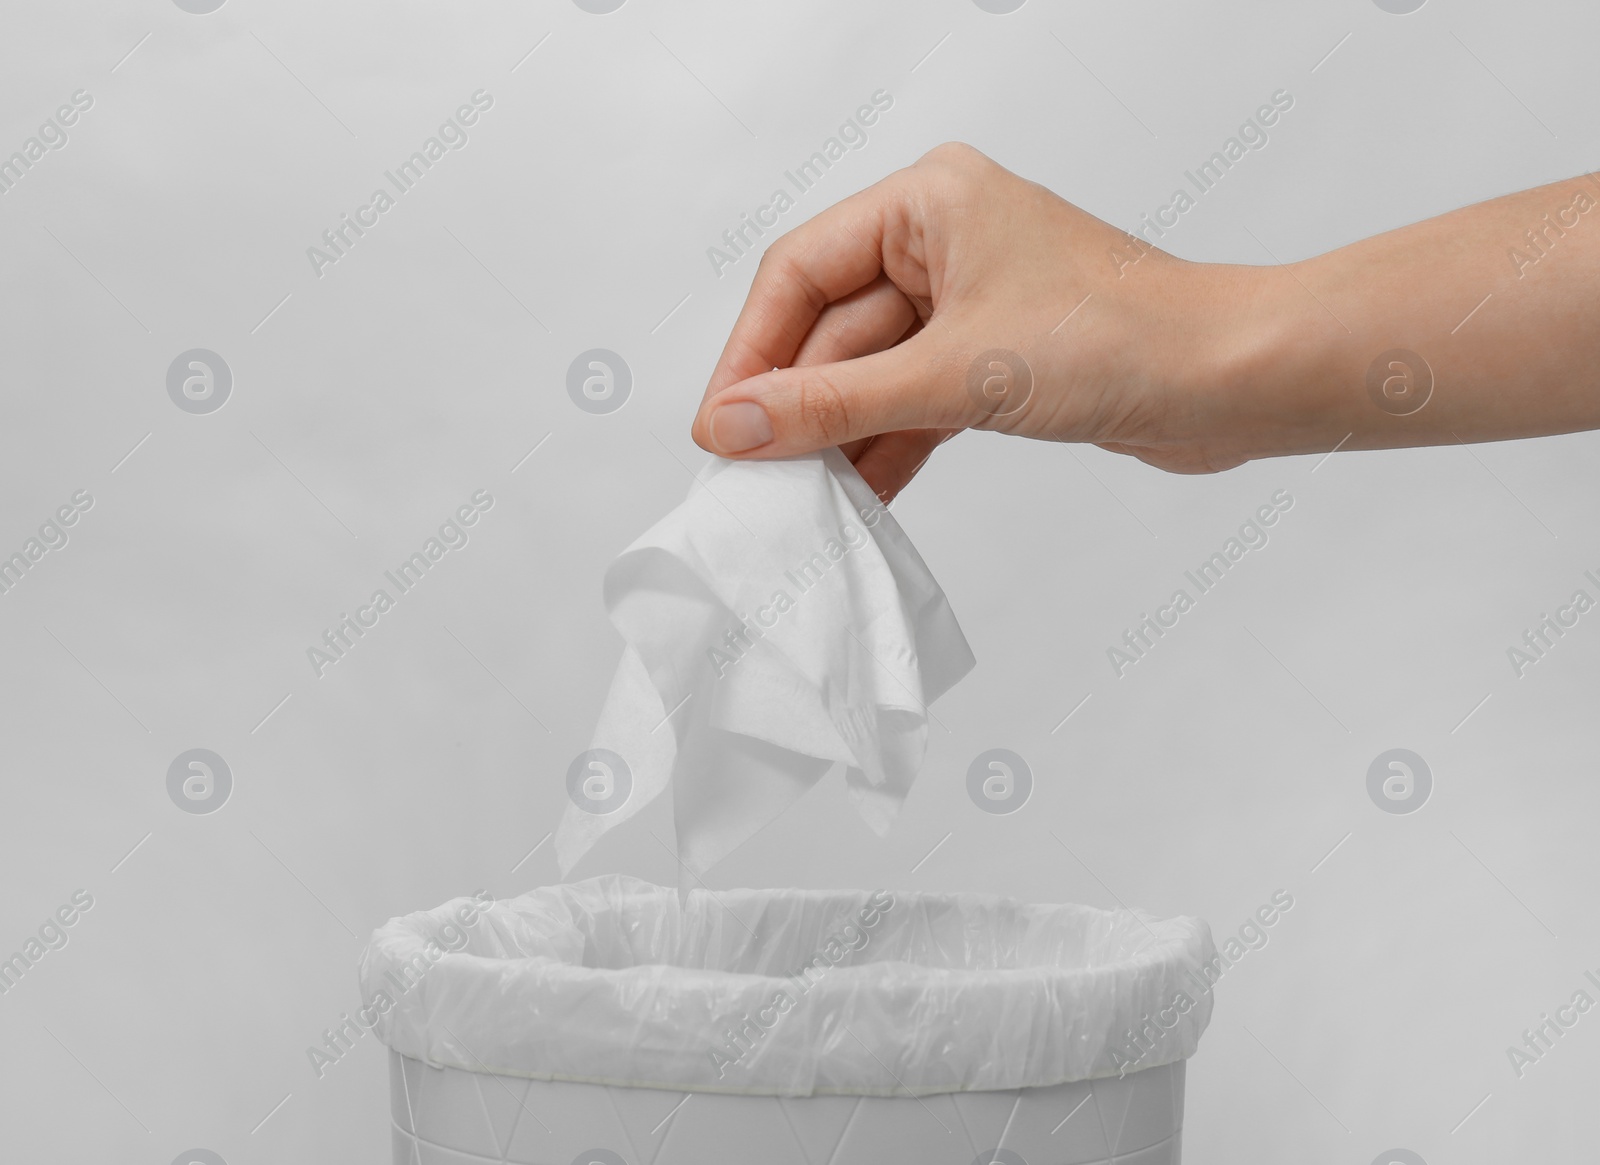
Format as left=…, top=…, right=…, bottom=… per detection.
left=1186, top=260, right=1357, bottom=463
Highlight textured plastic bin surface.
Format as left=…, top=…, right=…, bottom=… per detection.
left=389, top=1048, right=1185, bottom=1165
left=363, top=878, right=1214, bottom=1095
left=366, top=878, right=1214, bottom=1163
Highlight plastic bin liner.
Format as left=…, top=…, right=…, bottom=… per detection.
left=360, top=875, right=1216, bottom=1097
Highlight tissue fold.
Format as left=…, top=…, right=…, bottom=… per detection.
left=555, top=448, right=974, bottom=881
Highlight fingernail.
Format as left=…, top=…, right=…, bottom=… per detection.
left=707, top=400, right=773, bottom=454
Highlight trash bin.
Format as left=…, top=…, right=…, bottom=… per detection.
left=361, top=876, right=1216, bottom=1165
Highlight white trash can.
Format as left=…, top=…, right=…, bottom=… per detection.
left=361, top=876, right=1215, bottom=1165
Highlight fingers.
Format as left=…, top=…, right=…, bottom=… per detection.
left=690, top=150, right=971, bottom=467
left=788, top=275, right=919, bottom=463
left=789, top=274, right=918, bottom=368
left=700, top=168, right=921, bottom=404
left=694, top=329, right=968, bottom=457
left=851, top=428, right=959, bottom=503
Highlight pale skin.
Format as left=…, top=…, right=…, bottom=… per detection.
left=690, top=142, right=1600, bottom=502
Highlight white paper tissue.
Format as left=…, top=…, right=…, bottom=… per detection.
left=555, top=448, right=975, bottom=881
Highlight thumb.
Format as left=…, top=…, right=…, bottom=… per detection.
left=692, top=332, right=968, bottom=458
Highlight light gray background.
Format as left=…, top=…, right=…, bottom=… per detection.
left=2, top=0, right=1596, bottom=1161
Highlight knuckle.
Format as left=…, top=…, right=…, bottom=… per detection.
left=921, top=140, right=976, bottom=163
left=919, top=140, right=985, bottom=174
left=793, top=371, right=854, bottom=443
left=755, top=230, right=802, bottom=277
left=754, top=238, right=786, bottom=276
left=757, top=236, right=827, bottom=314
left=914, top=142, right=991, bottom=206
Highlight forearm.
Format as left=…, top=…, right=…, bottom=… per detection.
left=1216, top=173, right=1600, bottom=458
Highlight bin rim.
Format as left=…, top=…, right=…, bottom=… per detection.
left=359, top=875, right=1217, bottom=1096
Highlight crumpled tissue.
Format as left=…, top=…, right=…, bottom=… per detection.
left=555, top=448, right=974, bottom=882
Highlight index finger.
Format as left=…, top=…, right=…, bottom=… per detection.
left=702, top=166, right=917, bottom=403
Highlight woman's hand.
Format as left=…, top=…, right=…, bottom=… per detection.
left=690, top=142, right=1280, bottom=499
left=692, top=143, right=1600, bottom=501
